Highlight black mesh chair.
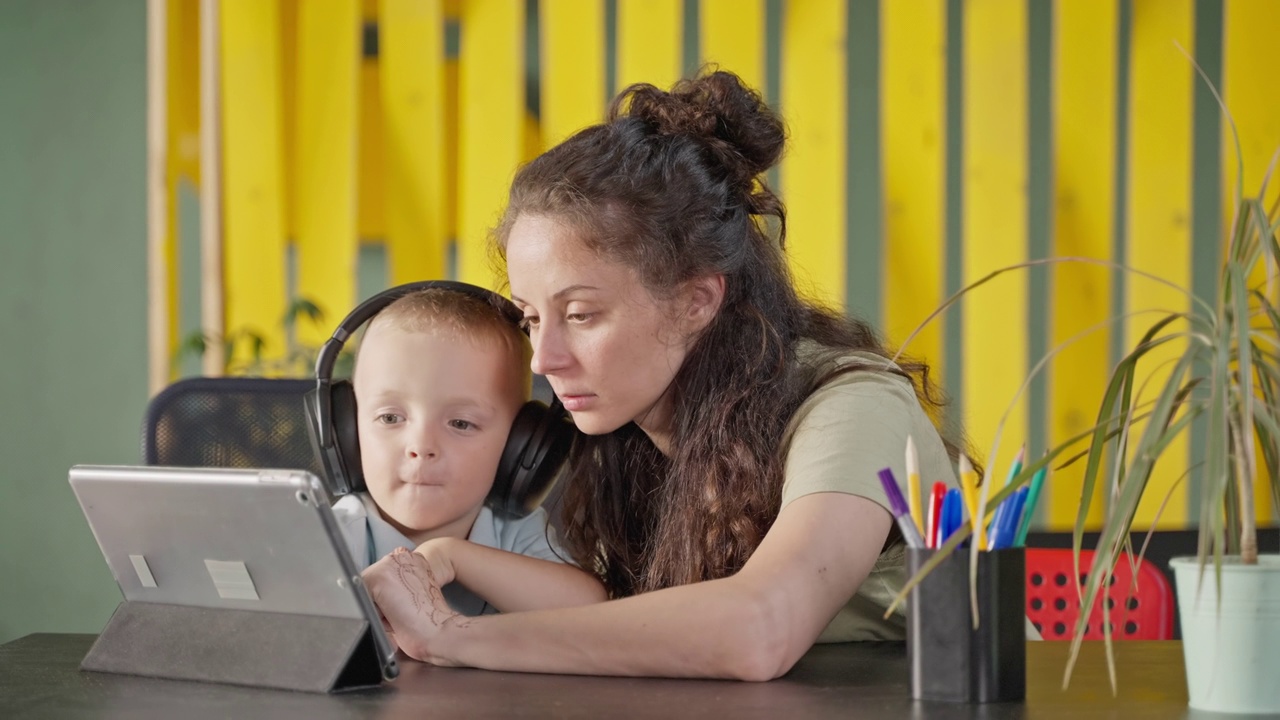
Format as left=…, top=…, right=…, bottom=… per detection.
left=141, top=377, right=322, bottom=477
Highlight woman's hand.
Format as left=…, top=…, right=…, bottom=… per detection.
left=361, top=546, right=470, bottom=665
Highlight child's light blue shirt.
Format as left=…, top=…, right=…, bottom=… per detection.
left=333, top=492, right=570, bottom=616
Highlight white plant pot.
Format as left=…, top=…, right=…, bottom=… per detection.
left=1170, top=554, right=1280, bottom=714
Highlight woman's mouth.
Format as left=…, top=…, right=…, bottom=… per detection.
left=559, top=394, right=596, bottom=412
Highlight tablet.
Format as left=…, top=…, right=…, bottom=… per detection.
left=69, top=464, right=399, bottom=682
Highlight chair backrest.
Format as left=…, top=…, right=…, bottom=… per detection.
left=1025, top=547, right=1175, bottom=640
left=142, top=377, right=322, bottom=477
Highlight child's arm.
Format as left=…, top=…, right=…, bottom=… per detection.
left=415, top=537, right=606, bottom=613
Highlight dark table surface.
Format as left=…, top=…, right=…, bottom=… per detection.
left=1, top=633, right=1210, bottom=719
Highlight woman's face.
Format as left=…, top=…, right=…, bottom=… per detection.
left=505, top=214, right=693, bottom=450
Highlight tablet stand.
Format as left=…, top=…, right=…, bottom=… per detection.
left=80, top=601, right=384, bottom=693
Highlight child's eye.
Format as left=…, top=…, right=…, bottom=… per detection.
left=374, top=413, right=403, bottom=425
left=448, top=419, right=475, bottom=431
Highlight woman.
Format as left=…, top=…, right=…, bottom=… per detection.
left=363, top=70, right=966, bottom=680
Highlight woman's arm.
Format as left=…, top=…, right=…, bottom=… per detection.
left=416, top=537, right=606, bottom=612
left=364, top=492, right=892, bottom=680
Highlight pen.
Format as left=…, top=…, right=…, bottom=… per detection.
left=1013, top=465, right=1048, bottom=547
left=1004, top=445, right=1026, bottom=489
left=991, top=487, right=1029, bottom=550
left=958, top=454, right=984, bottom=550
left=926, top=482, right=946, bottom=549
left=878, top=468, right=926, bottom=549
left=939, top=488, right=961, bottom=545
left=986, top=495, right=1007, bottom=551
left=906, top=436, right=923, bottom=535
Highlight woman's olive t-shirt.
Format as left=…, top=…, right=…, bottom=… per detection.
left=779, top=351, right=958, bottom=642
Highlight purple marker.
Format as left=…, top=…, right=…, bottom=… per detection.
left=878, top=468, right=926, bottom=549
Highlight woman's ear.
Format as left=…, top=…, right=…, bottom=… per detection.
left=682, top=274, right=726, bottom=334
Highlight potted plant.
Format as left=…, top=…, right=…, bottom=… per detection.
left=1048, top=150, right=1280, bottom=713
left=891, top=96, right=1279, bottom=713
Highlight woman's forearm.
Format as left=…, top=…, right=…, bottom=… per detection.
left=427, top=574, right=789, bottom=681
left=379, top=494, right=891, bottom=680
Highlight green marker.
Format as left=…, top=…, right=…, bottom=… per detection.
left=1004, top=445, right=1026, bottom=489
left=1013, top=465, right=1047, bottom=547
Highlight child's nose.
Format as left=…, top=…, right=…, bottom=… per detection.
left=406, top=446, right=436, bottom=459
left=405, top=429, right=438, bottom=459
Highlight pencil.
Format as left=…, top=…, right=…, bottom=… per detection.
left=905, top=435, right=923, bottom=534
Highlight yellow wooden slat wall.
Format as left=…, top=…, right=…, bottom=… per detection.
left=1223, top=0, right=1280, bottom=525
left=165, top=0, right=201, bottom=373
left=881, top=0, right=945, bottom=383
left=295, top=0, right=360, bottom=345
left=541, top=0, right=606, bottom=149
left=358, top=62, right=387, bottom=244
left=219, top=0, right=288, bottom=364
left=700, top=0, right=764, bottom=94
left=781, top=0, right=845, bottom=311
left=962, top=0, right=1027, bottom=483
left=280, top=0, right=298, bottom=244
left=458, top=0, right=523, bottom=290
left=358, top=1, right=386, bottom=244
left=1127, top=0, right=1193, bottom=529
left=1048, top=0, right=1115, bottom=530
left=616, top=0, right=682, bottom=92
left=381, top=0, right=448, bottom=285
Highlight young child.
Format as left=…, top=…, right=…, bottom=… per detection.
left=332, top=288, right=605, bottom=616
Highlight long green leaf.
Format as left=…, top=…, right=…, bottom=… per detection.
left=890, top=256, right=1213, bottom=365
left=1063, top=350, right=1198, bottom=691
left=1072, top=318, right=1187, bottom=560
left=1180, top=41, right=1245, bottom=211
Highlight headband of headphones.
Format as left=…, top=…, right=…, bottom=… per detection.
left=311, top=280, right=523, bottom=449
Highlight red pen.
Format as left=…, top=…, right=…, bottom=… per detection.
left=926, top=482, right=947, bottom=549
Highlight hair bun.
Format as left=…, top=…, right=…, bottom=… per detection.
left=615, top=70, right=786, bottom=185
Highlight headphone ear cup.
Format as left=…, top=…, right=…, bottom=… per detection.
left=491, top=401, right=576, bottom=518
left=329, top=380, right=365, bottom=494
left=304, top=387, right=346, bottom=495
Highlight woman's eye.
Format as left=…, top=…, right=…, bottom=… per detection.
left=448, top=419, right=475, bottom=431
left=567, top=312, right=593, bottom=323
left=375, top=413, right=403, bottom=425
left=520, top=316, right=540, bottom=330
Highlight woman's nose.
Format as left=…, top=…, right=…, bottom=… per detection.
left=529, top=324, right=570, bottom=376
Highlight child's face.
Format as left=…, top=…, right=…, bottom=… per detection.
left=353, top=322, right=524, bottom=543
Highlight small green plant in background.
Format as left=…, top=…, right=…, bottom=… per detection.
left=175, top=297, right=355, bottom=378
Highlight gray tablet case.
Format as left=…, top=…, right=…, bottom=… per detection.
left=69, top=465, right=400, bottom=693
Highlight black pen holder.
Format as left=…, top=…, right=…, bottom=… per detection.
left=907, top=547, right=1026, bottom=703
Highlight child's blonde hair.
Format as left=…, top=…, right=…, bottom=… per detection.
left=360, top=288, right=532, bottom=403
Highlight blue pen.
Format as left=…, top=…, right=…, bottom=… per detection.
left=878, top=468, right=926, bottom=548
left=991, top=487, right=1029, bottom=550
left=938, top=489, right=961, bottom=544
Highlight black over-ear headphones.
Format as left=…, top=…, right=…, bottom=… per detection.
left=304, top=280, right=576, bottom=519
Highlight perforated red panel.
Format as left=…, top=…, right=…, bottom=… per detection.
left=1025, top=548, right=1175, bottom=640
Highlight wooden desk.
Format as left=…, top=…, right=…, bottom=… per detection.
left=1, top=634, right=1195, bottom=719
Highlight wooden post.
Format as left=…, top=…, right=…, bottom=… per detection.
left=147, top=0, right=170, bottom=394
left=200, top=0, right=225, bottom=376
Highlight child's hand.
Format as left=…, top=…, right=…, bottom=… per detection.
left=413, top=537, right=459, bottom=588
left=362, top=547, right=470, bottom=665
